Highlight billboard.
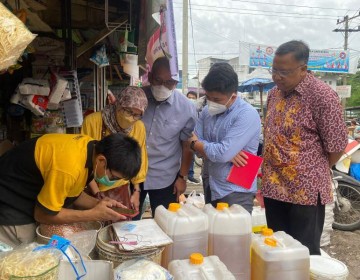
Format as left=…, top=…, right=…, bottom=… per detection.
left=336, top=85, right=352, bottom=98
left=249, top=45, right=350, bottom=73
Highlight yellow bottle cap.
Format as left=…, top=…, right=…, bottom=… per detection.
left=216, top=202, right=229, bottom=210
left=262, top=228, right=273, bottom=236
left=190, top=253, right=204, bottom=265
left=264, top=237, right=277, bottom=247
left=168, top=203, right=181, bottom=212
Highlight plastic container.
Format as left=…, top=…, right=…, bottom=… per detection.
left=310, top=256, right=349, bottom=280
left=36, top=221, right=102, bottom=244
left=0, top=243, right=61, bottom=280
left=251, top=229, right=310, bottom=280
left=59, top=260, right=113, bottom=280
left=9, top=264, right=59, bottom=280
left=154, top=203, right=209, bottom=268
left=252, top=206, right=267, bottom=233
left=168, top=253, right=236, bottom=280
left=203, top=203, right=252, bottom=280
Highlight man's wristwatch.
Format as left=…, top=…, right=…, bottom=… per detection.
left=190, top=140, right=198, bottom=152
left=177, top=172, right=188, bottom=181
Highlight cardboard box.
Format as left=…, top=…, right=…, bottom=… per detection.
left=58, top=260, right=113, bottom=280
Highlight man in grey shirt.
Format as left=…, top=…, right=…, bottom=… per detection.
left=135, top=57, right=197, bottom=217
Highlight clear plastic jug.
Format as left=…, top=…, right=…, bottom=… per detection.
left=203, top=203, right=252, bottom=280
left=154, top=203, right=208, bottom=268
left=168, top=253, right=236, bottom=280
left=251, top=229, right=310, bottom=280
left=251, top=206, right=267, bottom=233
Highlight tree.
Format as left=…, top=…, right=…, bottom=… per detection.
left=346, top=71, right=360, bottom=107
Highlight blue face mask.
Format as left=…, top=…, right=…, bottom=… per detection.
left=94, top=163, right=118, bottom=187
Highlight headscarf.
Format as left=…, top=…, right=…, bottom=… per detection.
left=102, top=86, right=148, bottom=134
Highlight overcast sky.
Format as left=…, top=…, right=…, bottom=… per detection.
left=172, top=0, right=360, bottom=77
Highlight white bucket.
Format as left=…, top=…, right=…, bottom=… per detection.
left=310, top=256, right=349, bottom=280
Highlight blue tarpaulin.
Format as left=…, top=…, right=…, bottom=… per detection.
left=238, top=77, right=275, bottom=92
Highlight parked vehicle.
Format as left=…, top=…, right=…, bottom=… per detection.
left=332, top=169, right=360, bottom=231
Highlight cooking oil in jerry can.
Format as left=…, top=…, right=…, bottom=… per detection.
left=203, top=203, right=252, bottom=280
left=251, top=228, right=310, bottom=280
left=155, top=203, right=208, bottom=268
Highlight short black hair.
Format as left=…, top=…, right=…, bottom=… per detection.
left=275, top=40, right=310, bottom=64
left=95, top=133, right=141, bottom=180
left=187, top=91, right=197, bottom=98
left=151, top=56, right=170, bottom=74
left=201, top=63, right=238, bottom=95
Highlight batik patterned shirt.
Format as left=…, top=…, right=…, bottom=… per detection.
left=262, top=73, right=348, bottom=205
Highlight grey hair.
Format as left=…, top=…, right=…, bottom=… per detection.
left=275, top=40, right=310, bottom=64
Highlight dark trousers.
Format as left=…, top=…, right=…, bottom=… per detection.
left=188, top=156, right=195, bottom=178
left=132, top=181, right=177, bottom=220
left=202, top=175, right=212, bottom=204
left=201, top=159, right=211, bottom=204
left=264, top=196, right=325, bottom=255
left=211, top=192, right=255, bottom=214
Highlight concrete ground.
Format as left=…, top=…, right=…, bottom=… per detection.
left=322, top=230, right=360, bottom=280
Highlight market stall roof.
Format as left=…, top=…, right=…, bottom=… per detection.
left=3, top=0, right=134, bottom=31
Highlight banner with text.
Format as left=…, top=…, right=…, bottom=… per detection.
left=336, top=85, right=352, bottom=98
left=249, top=45, right=350, bottom=73
left=145, top=0, right=179, bottom=81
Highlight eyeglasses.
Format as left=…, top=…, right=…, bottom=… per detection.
left=268, top=64, right=305, bottom=78
left=153, top=77, right=177, bottom=88
left=122, top=107, right=143, bottom=120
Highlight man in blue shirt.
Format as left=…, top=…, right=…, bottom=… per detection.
left=137, top=57, right=197, bottom=217
left=189, top=63, right=261, bottom=213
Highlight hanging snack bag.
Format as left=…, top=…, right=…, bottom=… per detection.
left=0, top=3, right=36, bottom=71
left=90, top=45, right=109, bottom=68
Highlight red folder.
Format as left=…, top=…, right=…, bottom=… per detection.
left=226, top=151, right=263, bottom=189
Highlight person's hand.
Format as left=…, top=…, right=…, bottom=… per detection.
left=107, top=90, right=116, bottom=105
left=188, top=132, right=198, bottom=143
left=231, top=151, right=248, bottom=167
left=95, top=191, right=106, bottom=200
left=174, top=177, right=187, bottom=202
left=90, top=197, right=127, bottom=222
left=130, top=191, right=140, bottom=212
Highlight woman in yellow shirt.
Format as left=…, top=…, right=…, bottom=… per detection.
left=81, top=86, right=148, bottom=212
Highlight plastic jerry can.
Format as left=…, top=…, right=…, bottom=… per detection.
left=251, top=206, right=267, bottom=233
left=251, top=228, right=310, bottom=280
left=168, top=253, right=236, bottom=280
left=203, top=203, right=252, bottom=280
left=154, top=203, right=209, bottom=268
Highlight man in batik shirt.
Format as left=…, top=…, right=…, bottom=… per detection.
left=262, top=40, right=348, bottom=255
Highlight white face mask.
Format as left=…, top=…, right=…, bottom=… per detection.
left=151, top=85, right=173, bottom=101
left=207, top=94, right=234, bottom=116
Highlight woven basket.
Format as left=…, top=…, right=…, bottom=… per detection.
left=96, top=224, right=164, bottom=267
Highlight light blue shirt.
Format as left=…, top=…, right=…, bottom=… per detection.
left=195, top=97, right=261, bottom=200
left=142, top=87, right=197, bottom=190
